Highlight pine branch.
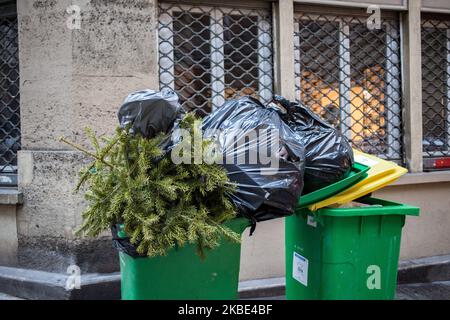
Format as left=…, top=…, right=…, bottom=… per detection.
left=59, top=136, right=115, bottom=169
left=66, top=113, right=239, bottom=258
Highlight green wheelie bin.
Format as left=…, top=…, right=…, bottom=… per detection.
left=285, top=197, right=419, bottom=300
left=285, top=151, right=420, bottom=300
left=118, top=217, right=249, bottom=300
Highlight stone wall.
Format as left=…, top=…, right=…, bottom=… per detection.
left=15, top=0, right=159, bottom=272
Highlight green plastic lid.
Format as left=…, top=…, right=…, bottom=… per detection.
left=297, top=162, right=370, bottom=209
left=309, top=150, right=408, bottom=211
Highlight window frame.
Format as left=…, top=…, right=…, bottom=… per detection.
left=0, top=1, right=19, bottom=187
left=421, top=17, right=450, bottom=160
left=158, top=1, right=274, bottom=112
left=293, top=7, right=403, bottom=161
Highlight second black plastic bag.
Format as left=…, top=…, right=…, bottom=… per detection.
left=273, top=95, right=354, bottom=193
left=202, top=96, right=305, bottom=224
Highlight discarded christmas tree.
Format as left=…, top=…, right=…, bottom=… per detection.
left=59, top=113, right=239, bottom=258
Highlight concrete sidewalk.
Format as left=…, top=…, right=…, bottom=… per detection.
left=242, top=281, right=450, bottom=300
left=2, top=281, right=450, bottom=300
left=2, top=254, right=450, bottom=300
left=396, top=281, right=450, bottom=300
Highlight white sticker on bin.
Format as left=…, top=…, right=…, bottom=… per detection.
left=307, top=215, right=317, bottom=227
left=293, top=252, right=309, bottom=287
left=354, top=154, right=379, bottom=167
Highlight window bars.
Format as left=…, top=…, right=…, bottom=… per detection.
left=421, top=15, right=450, bottom=164
left=0, top=13, right=20, bottom=176
left=294, top=10, right=402, bottom=161
left=158, top=1, right=273, bottom=116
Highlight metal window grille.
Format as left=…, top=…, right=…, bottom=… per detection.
left=158, top=1, right=273, bottom=116
left=421, top=15, right=450, bottom=165
left=294, top=8, right=402, bottom=161
left=0, top=8, right=20, bottom=180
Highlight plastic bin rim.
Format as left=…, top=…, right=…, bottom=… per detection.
left=297, top=162, right=370, bottom=209
left=305, top=197, right=420, bottom=217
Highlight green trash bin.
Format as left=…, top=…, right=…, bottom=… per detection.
left=285, top=197, right=419, bottom=300
left=119, top=217, right=249, bottom=300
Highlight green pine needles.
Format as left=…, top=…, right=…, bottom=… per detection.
left=60, top=113, right=240, bottom=258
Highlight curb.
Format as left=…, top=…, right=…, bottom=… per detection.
left=398, top=254, right=450, bottom=284
left=0, top=266, right=120, bottom=300
left=1, top=254, right=449, bottom=299
left=238, top=277, right=285, bottom=299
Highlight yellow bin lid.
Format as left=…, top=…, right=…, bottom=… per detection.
left=309, top=150, right=408, bottom=211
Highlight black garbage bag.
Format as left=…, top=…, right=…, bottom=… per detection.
left=272, top=95, right=354, bottom=193
left=118, top=88, right=184, bottom=138
left=202, top=96, right=305, bottom=225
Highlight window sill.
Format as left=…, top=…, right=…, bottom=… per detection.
left=390, top=171, right=450, bottom=186
left=0, top=189, right=23, bottom=205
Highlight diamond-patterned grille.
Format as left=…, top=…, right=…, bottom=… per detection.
left=294, top=10, right=402, bottom=161
left=0, top=13, right=20, bottom=173
left=421, top=16, right=450, bottom=161
left=158, top=1, right=273, bottom=116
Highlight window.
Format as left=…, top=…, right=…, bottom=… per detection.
left=294, top=8, right=402, bottom=161
left=421, top=14, right=450, bottom=169
left=158, top=1, right=273, bottom=116
left=0, top=3, right=20, bottom=185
